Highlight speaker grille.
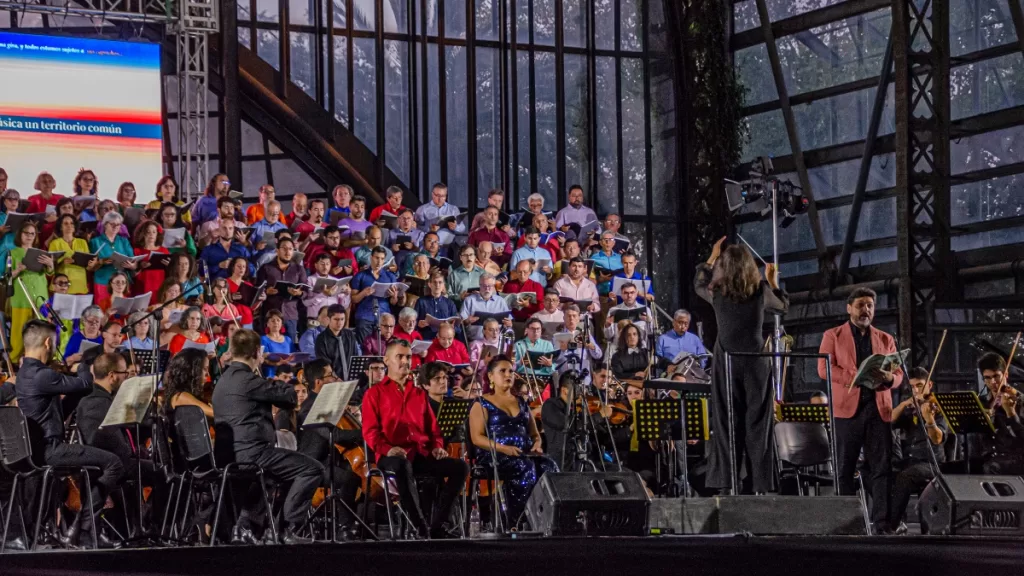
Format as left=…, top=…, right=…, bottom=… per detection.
left=969, top=509, right=1021, bottom=530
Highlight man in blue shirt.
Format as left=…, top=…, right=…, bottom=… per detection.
left=191, top=173, right=231, bottom=228
left=656, top=309, right=708, bottom=374
left=613, top=251, right=654, bottom=304
left=590, top=230, right=624, bottom=296
left=414, top=271, right=460, bottom=341
left=200, top=220, right=253, bottom=279
left=250, top=200, right=288, bottom=248
left=459, top=273, right=513, bottom=340
left=350, top=246, right=406, bottom=342
left=509, top=227, right=553, bottom=287
left=414, top=183, right=466, bottom=234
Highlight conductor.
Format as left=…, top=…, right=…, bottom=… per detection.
left=212, top=328, right=324, bottom=544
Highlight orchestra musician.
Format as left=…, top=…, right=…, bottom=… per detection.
left=469, top=355, right=556, bottom=526
left=978, top=352, right=1023, bottom=475
left=212, top=329, right=323, bottom=545
left=16, top=320, right=125, bottom=547
left=818, top=287, right=901, bottom=534
left=361, top=339, right=470, bottom=539
left=889, top=367, right=948, bottom=530
left=695, top=237, right=787, bottom=497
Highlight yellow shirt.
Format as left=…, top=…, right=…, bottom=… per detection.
left=145, top=199, right=192, bottom=224
left=48, top=236, right=91, bottom=295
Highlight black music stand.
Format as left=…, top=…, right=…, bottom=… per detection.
left=779, top=404, right=831, bottom=426
left=349, top=356, right=383, bottom=378
left=301, top=380, right=375, bottom=542
left=933, top=391, right=995, bottom=474
left=99, top=374, right=157, bottom=537
left=129, top=349, right=156, bottom=375
left=437, top=398, right=473, bottom=443
left=635, top=398, right=691, bottom=497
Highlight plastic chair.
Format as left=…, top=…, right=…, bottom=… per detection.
left=774, top=421, right=833, bottom=496
left=0, top=406, right=98, bottom=552
left=171, top=406, right=276, bottom=546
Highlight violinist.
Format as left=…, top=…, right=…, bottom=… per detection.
left=295, top=359, right=362, bottom=539
left=469, top=355, right=556, bottom=527
left=890, top=367, right=948, bottom=529
left=361, top=339, right=469, bottom=539
left=979, top=352, right=1024, bottom=475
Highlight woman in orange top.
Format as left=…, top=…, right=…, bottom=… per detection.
left=168, top=306, right=212, bottom=356
left=97, top=271, right=132, bottom=322
left=202, top=277, right=254, bottom=334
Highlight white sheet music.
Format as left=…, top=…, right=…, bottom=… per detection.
left=100, top=375, right=157, bottom=428
left=302, top=380, right=359, bottom=428
left=52, top=293, right=94, bottom=319
left=370, top=282, right=409, bottom=298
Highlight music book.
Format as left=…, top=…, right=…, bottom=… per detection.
left=471, top=311, right=511, bottom=324
left=302, top=380, right=359, bottom=428
left=411, top=340, right=433, bottom=355
left=852, top=349, right=910, bottom=392
left=179, top=198, right=198, bottom=213
left=166, top=309, right=185, bottom=325
left=534, top=258, right=552, bottom=271
left=541, top=321, right=564, bottom=337
left=369, top=282, right=409, bottom=298
left=111, top=293, right=153, bottom=316
left=4, top=212, right=44, bottom=233
left=612, top=307, right=648, bottom=323
left=52, top=293, right=94, bottom=319
left=592, top=264, right=624, bottom=277
left=68, top=251, right=99, bottom=268
left=393, top=234, right=415, bottom=249
left=429, top=256, right=453, bottom=270
left=436, top=229, right=457, bottom=246
left=78, top=339, right=102, bottom=355
left=110, top=252, right=148, bottom=269
left=500, top=292, right=536, bottom=308
left=558, top=296, right=594, bottom=309
left=539, top=231, right=565, bottom=245
left=526, top=350, right=559, bottom=364
left=291, top=251, right=305, bottom=266
left=228, top=189, right=245, bottom=199
left=613, top=237, right=631, bottom=254
left=436, top=360, right=472, bottom=372
left=163, top=227, right=187, bottom=248
left=237, top=281, right=267, bottom=307
left=99, top=375, right=157, bottom=429
left=612, top=277, right=652, bottom=296
left=312, top=276, right=351, bottom=292
left=433, top=212, right=468, bottom=228
left=404, top=276, right=429, bottom=297
left=260, top=230, right=278, bottom=248
left=378, top=211, right=399, bottom=229
left=274, top=281, right=312, bottom=298
left=22, top=248, right=63, bottom=272
left=182, top=340, right=216, bottom=354
left=329, top=210, right=348, bottom=225
left=552, top=332, right=576, bottom=347
left=426, top=314, right=461, bottom=328
left=123, top=207, right=146, bottom=231
left=145, top=252, right=172, bottom=270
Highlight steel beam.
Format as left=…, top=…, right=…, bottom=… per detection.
left=732, top=0, right=889, bottom=51
left=221, top=0, right=242, bottom=190
left=754, top=0, right=827, bottom=259
left=838, top=25, right=894, bottom=279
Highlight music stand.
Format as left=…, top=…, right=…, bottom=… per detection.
left=635, top=398, right=691, bottom=497
left=99, top=375, right=157, bottom=536
left=349, top=356, right=383, bottom=379
left=130, top=349, right=156, bottom=375
left=779, top=404, right=831, bottom=426
left=436, top=398, right=473, bottom=443
left=933, top=391, right=995, bottom=474
left=301, top=380, right=374, bottom=542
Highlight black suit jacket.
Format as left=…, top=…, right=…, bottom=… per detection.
left=16, top=358, right=91, bottom=448
left=314, top=328, right=360, bottom=381
left=75, top=385, right=134, bottom=463
left=212, top=362, right=297, bottom=462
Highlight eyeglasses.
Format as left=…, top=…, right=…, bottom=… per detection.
left=368, top=366, right=386, bottom=372
left=54, top=281, right=71, bottom=287
left=380, top=324, right=395, bottom=329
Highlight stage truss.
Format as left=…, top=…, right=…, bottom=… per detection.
left=0, top=0, right=218, bottom=200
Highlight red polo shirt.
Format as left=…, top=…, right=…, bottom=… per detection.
left=369, top=203, right=408, bottom=224
left=501, top=278, right=544, bottom=321
left=303, top=242, right=356, bottom=272
left=467, top=226, right=513, bottom=266
left=424, top=339, right=470, bottom=365
left=361, top=376, right=443, bottom=462
left=26, top=192, right=64, bottom=214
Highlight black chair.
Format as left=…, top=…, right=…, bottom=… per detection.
left=150, top=413, right=185, bottom=541
left=170, top=406, right=276, bottom=546
left=774, top=421, right=833, bottom=496
left=362, top=441, right=397, bottom=539
left=0, top=406, right=98, bottom=552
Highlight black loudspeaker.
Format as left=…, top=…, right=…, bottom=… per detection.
left=918, top=475, right=1024, bottom=536
left=525, top=472, right=650, bottom=536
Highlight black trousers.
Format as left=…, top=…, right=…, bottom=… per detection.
left=239, top=448, right=324, bottom=528
left=890, top=460, right=935, bottom=524
left=43, top=441, right=124, bottom=530
left=835, top=401, right=891, bottom=526
left=377, top=455, right=469, bottom=531
left=706, top=353, right=774, bottom=493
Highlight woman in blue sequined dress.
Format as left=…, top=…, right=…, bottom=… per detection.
left=469, top=355, right=558, bottom=527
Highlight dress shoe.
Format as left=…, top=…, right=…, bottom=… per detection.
left=260, top=529, right=280, bottom=546
left=230, top=526, right=259, bottom=546
left=96, top=530, right=123, bottom=550
left=280, top=525, right=313, bottom=545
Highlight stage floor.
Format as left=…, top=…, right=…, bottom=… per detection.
left=2, top=535, right=1023, bottom=576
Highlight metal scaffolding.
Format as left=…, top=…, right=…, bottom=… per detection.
left=0, top=0, right=218, bottom=200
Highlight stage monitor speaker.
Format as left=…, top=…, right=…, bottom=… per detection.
left=525, top=472, right=650, bottom=536
left=650, top=496, right=868, bottom=535
left=918, top=475, right=1024, bottom=536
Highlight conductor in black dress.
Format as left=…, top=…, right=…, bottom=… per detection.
left=695, top=238, right=788, bottom=494
left=212, top=328, right=324, bottom=544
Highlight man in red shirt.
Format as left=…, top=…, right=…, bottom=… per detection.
left=303, top=225, right=355, bottom=277
left=467, top=205, right=513, bottom=267
left=368, top=185, right=408, bottom=225
left=502, top=259, right=544, bottom=321
left=361, top=340, right=469, bottom=538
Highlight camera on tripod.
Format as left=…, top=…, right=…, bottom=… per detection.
left=724, top=156, right=809, bottom=228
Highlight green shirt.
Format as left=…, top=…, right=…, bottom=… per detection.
left=446, top=265, right=484, bottom=306
left=11, top=247, right=51, bottom=309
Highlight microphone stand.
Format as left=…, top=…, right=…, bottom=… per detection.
left=583, top=314, right=622, bottom=472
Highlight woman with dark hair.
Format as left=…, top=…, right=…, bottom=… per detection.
left=260, top=309, right=293, bottom=377
left=115, top=182, right=138, bottom=210
left=164, top=347, right=213, bottom=419
left=73, top=168, right=100, bottom=223
left=154, top=278, right=190, bottom=341
left=97, top=271, right=132, bottom=316
left=611, top=324, right=648, bottom=381
left=156, top=202, right=197, bottom=256
left=695, top=237, right=788, bottom=495
left=48, top=213, right=96, bottom=294
left=166, top=252, right=204, bottom=302
left=133, top=220, right=171, bottom=303
left=168, top=306, right=211, bottom=355
left=10, top=221, right=55, bottom=360
left=147, top=175, right=193, bottom=227
left=468, top=355, right=556, bottom=527
left=38, top=196, right=75, bottom=244
left=191, top=173, right=229, bottom=227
